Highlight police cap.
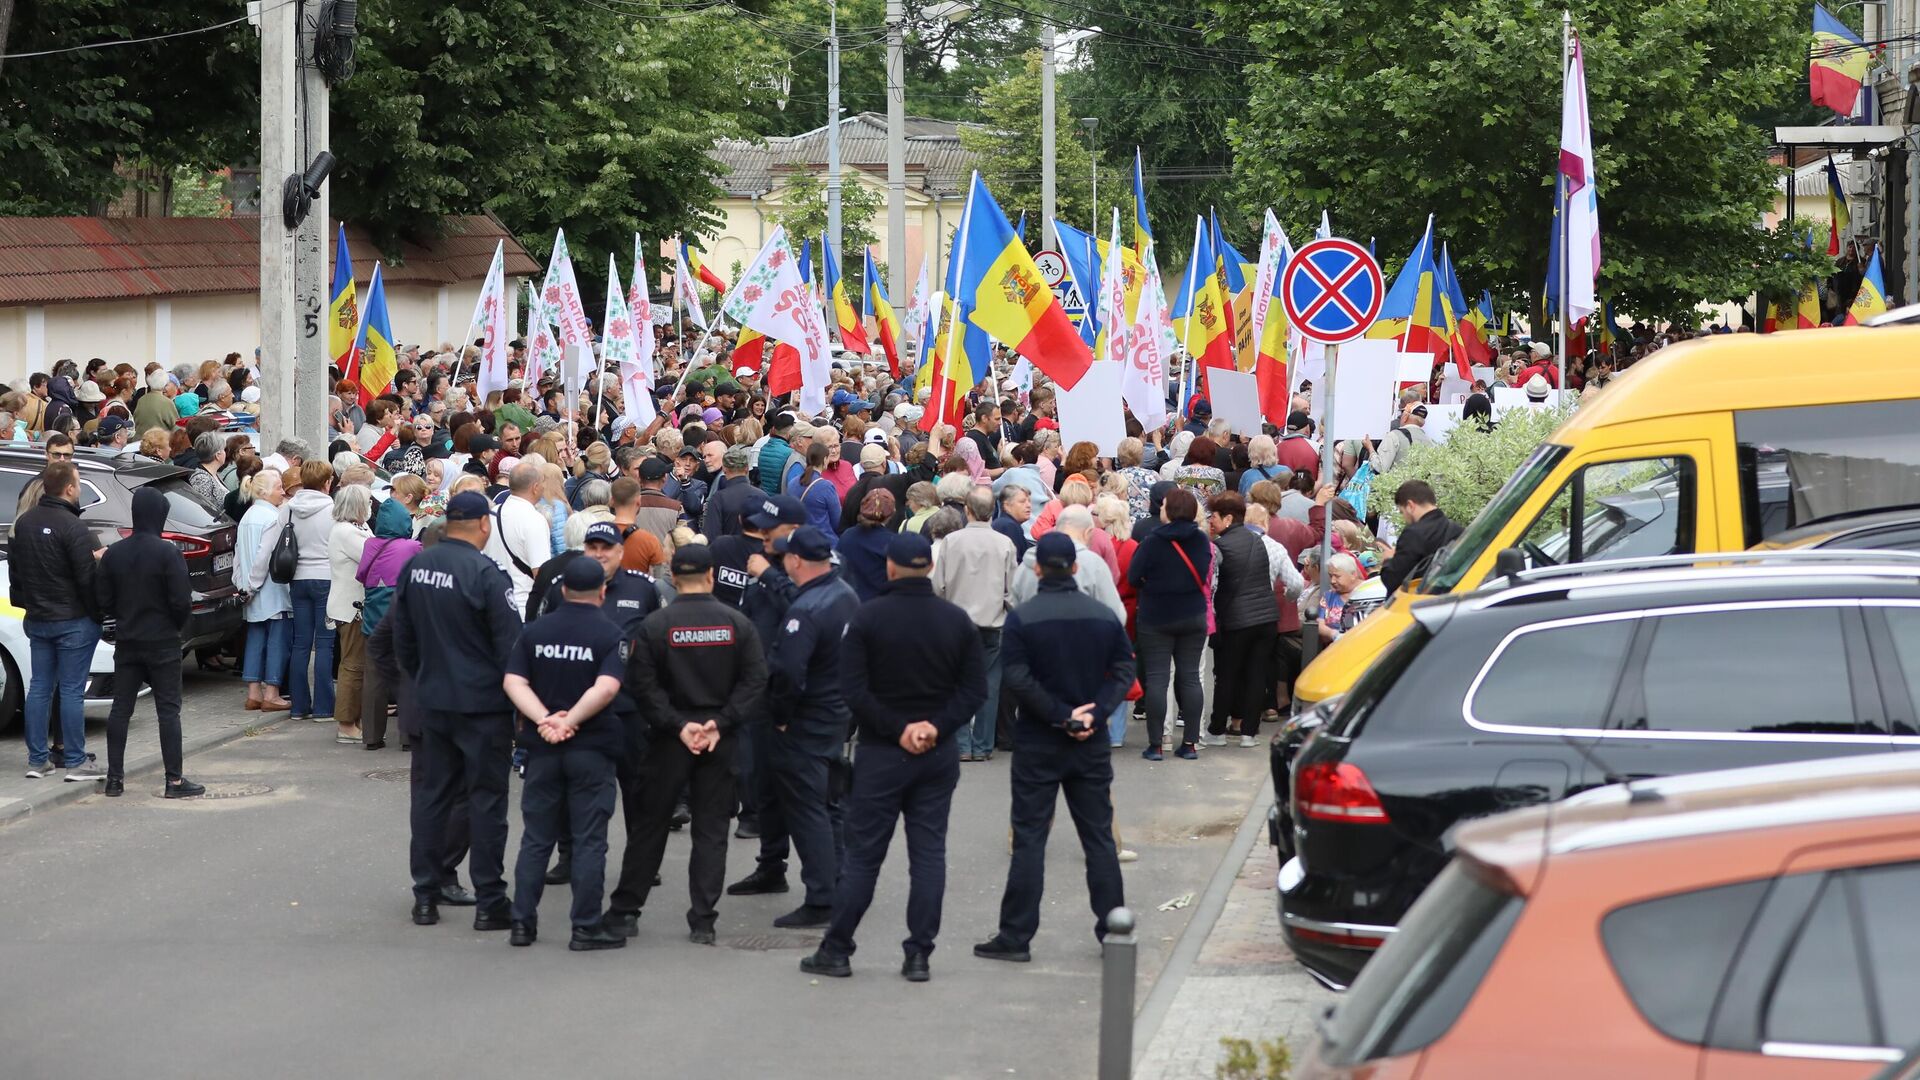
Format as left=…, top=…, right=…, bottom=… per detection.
left=772, top=525, right=833, bottom=562
left=885, top=532, right=933, bottom=569
left=561, top=556, right=606, bottom=592
left=671, top=543, right=714, bottom=576
left=582, top=521, right=623, bottom=547
left=746, top=494, right=806, bottom=530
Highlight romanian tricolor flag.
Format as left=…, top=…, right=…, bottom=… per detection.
left=1811, top=4, right=1873, bottom=116
left=682, top=240, right=728, bottom=294
left=1439, top=244, right=1492, bottom=366
left=1173, top=215, right=1233, bottom=397
left=731, top=326, right=767, bottom=373
left=918, top=295, right=985, bottom=432
left=328, top=225, right=358, bottom=383
left=353, top=263, right=399, bottom=403
left=1370, top=217, right=1467, bottom=377
left=951, top=172, right=1094, bottom=390
left=1825, top=156, right=1852, bottom=256
left=863, top=247, right=903, bottom=377
left=823, top=242, right=871, bottom=356
left=1846, top=246, right=1889, bottom=324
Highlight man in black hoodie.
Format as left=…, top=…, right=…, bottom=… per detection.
left=96, top=486, right=203, bottom=798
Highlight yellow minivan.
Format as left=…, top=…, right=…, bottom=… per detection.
left=1294, top=323, right=1920, bottom=707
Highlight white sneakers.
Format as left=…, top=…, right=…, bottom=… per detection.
left=1240, top=736, right=1259, bottom=748
left=1203, top=733, right=1228, bottom=747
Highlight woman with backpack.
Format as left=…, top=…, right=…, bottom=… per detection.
left=237, top=469, right=292, bottom=712
left=354, top=500, right=421, bottom=750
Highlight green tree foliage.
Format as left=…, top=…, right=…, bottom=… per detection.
left=1222, top=0, right=1811, bottom=322
left=768, top=168, right=884, bottom=280
left=0, top=1, right=257, bottom=214
left=962, top=49, right=1139, bottom=243
left=333, top=0, right=777, bottom=269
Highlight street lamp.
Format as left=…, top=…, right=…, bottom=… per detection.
left=1080, top=117, right=1099, bottom=238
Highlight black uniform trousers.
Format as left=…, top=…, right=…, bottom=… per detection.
left=997, top=743, right=1125, bottom=948
left=409, top=743, right=468, bottom=888
left=410, top=712, right=513, bottom=912
left=748, top=719, right=788, bottom=873
left=769, top=729, right=845, bottom=909
left=511, top=749, right=619, bottom=930
left=609, top=734, right=735, bottom=931
left=104, top=639, right=184, bottom=782
left=822, top=740, right=960, bottom=960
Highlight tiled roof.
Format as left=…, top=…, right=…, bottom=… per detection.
left=711, top=112, right=978, bottom=198
left=0, top=213, right=539, bottom=306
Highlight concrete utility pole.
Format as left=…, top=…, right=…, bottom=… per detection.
left=257, top=0, right=330, bottom=455
left=1041, top=22, right=1057, bottom=250
left=826, top=0, right=843, bottom=268
left=885, top=0, right=907, bottom=302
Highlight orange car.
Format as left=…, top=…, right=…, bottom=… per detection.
left=1298, top=750, right=1920, bottom=1079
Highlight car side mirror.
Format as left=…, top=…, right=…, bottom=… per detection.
left=1494, top=547, right=1526, bottom=581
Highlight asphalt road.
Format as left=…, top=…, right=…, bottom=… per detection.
left=0, top=687, right=1268, bottom=1080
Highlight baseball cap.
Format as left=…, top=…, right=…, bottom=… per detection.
left=671, top=543, right=714, bottom=576
left=723, top=445, right=752, bottom=470
left=469, top=434, right=501, bottom=454
left=1190, top=398, right=1212, bottom=418
left=97, top=415, right=130, bottom=437
left=582, top=521, right=624, bottom=547
left=561, top=555, right=606, bottom=591
left=772, top=525, right=833, bottom=561
left=1286, top=410, right=1312, bottom=430
left=1034, top=532, right=1077, bottom=571
left=734, top=365, right=757, bottom=379
left=885, top=532, right=932, bottom=569
left=445, top=491, right=492, bottom=521
left=676, top=445, right=701, bottom=460
left=745, top=494, right=806, bottom=530
left=638, top=456, right=671, bottom=482
left=1409, top=404, right=1428, bottom=418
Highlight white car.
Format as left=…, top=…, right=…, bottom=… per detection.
left=0, top=556, right=136, bottom=730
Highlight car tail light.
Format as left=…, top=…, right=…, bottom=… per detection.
left=1295, top=762, right=1391, bottom=824
left=163, top=532, right=213, bottom=558
left=1290, top=924, right=1390, bottom=950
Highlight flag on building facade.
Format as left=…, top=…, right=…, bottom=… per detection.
left=950, top=172, right=1093, bottom=390
left=328, top=225, right=359, bottom=383
left=1811, top=4, right=1873, bottom=116
left=354, top=263, right=399, bottom=403
left=823, top=241, right=871, bottom=355
left=863, top=247, right=904, bottom=377
left=1846, top=246, right=1889, bottom=324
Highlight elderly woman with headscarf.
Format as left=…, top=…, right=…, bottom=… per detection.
left=837, top=488, right=897, bottom=601
left=950, top=435, right=988, bottom=487
left=1158, top=430, right=1196, bottom=482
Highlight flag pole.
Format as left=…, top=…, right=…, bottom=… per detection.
left=1557, top=8, right=1571, bottom=392
left=935, top=179, right=978, bottom=433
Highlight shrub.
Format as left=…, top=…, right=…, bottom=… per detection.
left=1366, top=398, right=1579, bottom=530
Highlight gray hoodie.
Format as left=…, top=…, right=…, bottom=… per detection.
left=285, top=489, right=336, bottom=581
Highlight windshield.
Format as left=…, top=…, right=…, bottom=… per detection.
left=1422, top=444, right=1569, bottom=593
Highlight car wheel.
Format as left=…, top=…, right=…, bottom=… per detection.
left=0, top=649, right=20, bottom=732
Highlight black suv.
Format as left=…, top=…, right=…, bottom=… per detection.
left=0, top=445, right=243, bottom=649
left=1275, top=551, right=1920, bottom=990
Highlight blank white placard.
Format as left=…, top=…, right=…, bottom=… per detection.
left=1056, top=361, right=1127, bottom=456
left=1208, top=367, right=1265, bottom=436
left=1326, top=340, right=1401, bottom=444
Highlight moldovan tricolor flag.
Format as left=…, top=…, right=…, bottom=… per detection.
left=724, top=228, right=831, bottom=414
left=1172, top=215, right=1233, bottom=397
left=1826, top=157, right=1852, bottom=256
left=1558, top=22, right=1601, bottom=325
left=328, top=225, right=359, bottom=386
left=1847, top=246, right=1889, bottom=325
left=353, top=263, right=399, bottom=403
left=1811, top=4, right=1873, bottom=116
left=864, top=247, right=904, bottom=377
left=1249, top=210, right=1294, bottom=428
left=1133, top=147, right=1153, bottom=257
left=950, top=172, right=1094, bottom=391
left=823, top=241, right=871, bottom=355
left=465, top=240, right=511, bottom=400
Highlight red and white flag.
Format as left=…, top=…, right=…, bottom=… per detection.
left=1559, top=24, right=1600, bottom=323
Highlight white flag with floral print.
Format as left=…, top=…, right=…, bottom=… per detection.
left=524, top=280, right=562, bottom=390
left=724, top=227, right=830, bottom=414
left=628, top=233, right=657, bottom=388
left=603, top=255, right=655, bottom=429
left=675, top=240, right=709, bottom=331
left=466, top=240, right=511, bottom=399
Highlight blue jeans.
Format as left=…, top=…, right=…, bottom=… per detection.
left=243, top=617, right=291, bottom=687
left=1108, top=700, right=1129, bottom=747
left=959, top=628, right=1002, bottom=758
left=288, top=579, right=336, bottom=718
left=24, top=617, right=100, bottom=768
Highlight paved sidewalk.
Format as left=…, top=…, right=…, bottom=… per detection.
left=1135, top=837, right=1336, bottom=1078
left=0, top=667, right=289, bottom=825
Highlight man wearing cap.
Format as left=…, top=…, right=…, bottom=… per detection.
left=629, top=457, right=683, bottom=548
left=756, top=525, right=860, bottom=929
left=607, top=545, right=767, bottom=944
left=464, top=433, right=503, bottom=492
left=1182, top=398, right=1212, bottom=438
left=96, top=414, right=135, bottom=456
left=390, top=490, right=525, bottom=931
left=1276, top=411, right=1320, bottom=482
left=799, top=533, right=985, bottom=982
left=670, top=445, right=709, bottom=525
left=975, top=533, right=1135, bottom=963
left=706, top=445, right=761, bottom=538
left=1372, top=402, right=1432, bottom=475
left=502, top=556, right=630, bottom=951
left=712, top=493, right=805, bottom=857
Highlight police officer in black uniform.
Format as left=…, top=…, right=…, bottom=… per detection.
left=712, top=494, right=803, bottom=854
left=607, top=544, right=767, bottom=944
left=800, top=533, right=986, bottom=982
left=391, top=490, right=524, bottom=930
left=757, top=525, right=861, bottom=930
left=503, top=557, right=629, bottom=951
left=531, top=521, right=663, bottom=629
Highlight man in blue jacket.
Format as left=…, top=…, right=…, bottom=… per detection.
left=976, top=532, right=1136, bottom=963
left=390, top=491, right=525, bottom=931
